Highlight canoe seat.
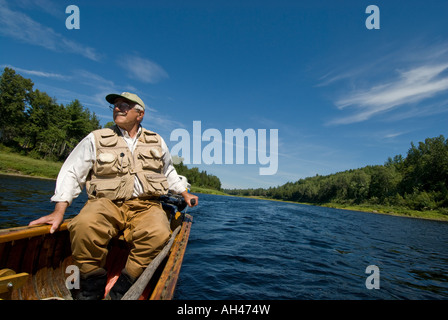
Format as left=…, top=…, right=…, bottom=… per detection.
left=0, top=269, right=29, bottom=299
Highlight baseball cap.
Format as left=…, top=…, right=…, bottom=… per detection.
left=105, top=92, right=145, bottom=110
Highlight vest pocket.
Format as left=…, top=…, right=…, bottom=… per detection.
left=88, top=179, right=122, bottom=199
left=144, top=173, right=169, bottom=196
left=138, top=149, right=163, bottom=171
left=96, top=152, right=128, bottom=175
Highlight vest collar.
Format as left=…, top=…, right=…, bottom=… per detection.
left=115, top=125, right=142, bottom=140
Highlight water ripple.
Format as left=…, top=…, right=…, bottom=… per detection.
left=1, top=176, right=448, bottom=299
left=179, top=194, right=448, bottom=299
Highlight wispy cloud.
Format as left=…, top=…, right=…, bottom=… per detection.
left=118, top=55, right=169, bottom=84
left=330, top=63, right=448, bottom=125
left=321, top=42, right=448, bottom=125
left=0, top=64, right=69, bottom=80
left=14, top=0, right=60, bottom=18
left=383, top=131, right=406, bottom=139
left=0, top=0, right=101, bottom=61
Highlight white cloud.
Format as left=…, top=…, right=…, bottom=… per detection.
left=14, top=0, right=60, bottom=17
left=328, top=63, right=448, bottom=125
left=0, top=0, right=101, bottom=61
left=383, top=132, right=405, bottom=139
left=0, top=64, right=69, bottom=80
left=119, top=55, right=169, bottom=84
left=318, top=41, right=448, bottom=125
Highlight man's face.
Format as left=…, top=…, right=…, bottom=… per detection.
left=112, top=98, right=144, bottom=128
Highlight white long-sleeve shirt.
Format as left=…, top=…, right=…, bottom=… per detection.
left=51, top=127, right=186, bottom=205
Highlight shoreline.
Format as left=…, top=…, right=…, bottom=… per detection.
left=210, top=193, right=448, bottom=222
left=2, top=171, right=447, bottom=223
left=237, top=195, right=448, bottom=223
left=0, top=171, right=56, bottom=181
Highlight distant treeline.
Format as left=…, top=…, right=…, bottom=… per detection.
left=174, top=162, right=221, bottom=191
left=226, top=135, right=448, bottom=212
left=0, top=67, right=222, bottom=190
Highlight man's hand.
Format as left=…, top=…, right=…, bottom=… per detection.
left=181, top=191, right=198, bottom=207
left=29, top=201, right=69, bottom=234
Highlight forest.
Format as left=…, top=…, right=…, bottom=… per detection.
left=0, top=67, right=221, bottom=191
left=226, top=135, right=448, bottom=213
left=0, top=67, right=101, bottom=161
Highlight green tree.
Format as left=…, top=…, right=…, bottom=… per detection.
left=60, top=100, right=100, bottom=159
left=400, top=135, right=448, bottom=194
left=348, top=170, right=370, bottom=204
left=0, top=67, right=34, bottom=144
left=369, top=165, right=401, bottom=202
left=21, top=89, right=64, bottom=152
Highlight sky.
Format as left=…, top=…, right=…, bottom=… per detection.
left=1, top=0, right=447, bottom=189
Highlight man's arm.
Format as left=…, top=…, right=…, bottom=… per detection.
left=181, top=190, right=198, bottom=207
left=51, top=133, right=96, bottom=205
left=29, top=201, right=68, bottom=234
left=160, top=137, right=198, bottom=207
left=29, top=133, right=96, bottom=230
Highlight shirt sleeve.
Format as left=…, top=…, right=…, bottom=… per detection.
left=50, top=133, right=96, bottom=205
left=160, top=136, right=187, bottom=194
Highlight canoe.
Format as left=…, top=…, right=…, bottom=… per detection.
left=0, top=198, right=193, bottom=300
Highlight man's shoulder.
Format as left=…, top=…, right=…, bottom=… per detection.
left=141, top=127, right=158, bottom=135
left=92, top=126, right=118, bottom=136
left=141, top=126, right=165, bottom=138
left=140, top=127, right=165, bottom=144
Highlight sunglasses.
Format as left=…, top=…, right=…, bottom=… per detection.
left=109, top=102, right=135, bottom=112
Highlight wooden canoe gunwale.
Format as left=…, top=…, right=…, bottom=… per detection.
left=0, top=213, right=192, bottom=300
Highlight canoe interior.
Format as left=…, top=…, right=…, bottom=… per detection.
left=0, top=211, right=192, bottom=300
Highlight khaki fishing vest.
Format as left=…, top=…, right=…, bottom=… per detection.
left=86, top=126, right=169, bottom=201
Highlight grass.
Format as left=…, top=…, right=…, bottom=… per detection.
left=242, top=195, right=448, bottom=222
left=320, top=202, right=448, bottom=222
left=190, top=186, right=229, bottom=196
left=0, top=148, right=61, bottom=179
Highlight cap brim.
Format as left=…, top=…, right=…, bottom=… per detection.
left=105, top=94, right=122, bottom=104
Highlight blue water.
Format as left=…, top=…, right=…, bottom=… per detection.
left=1, top=174, right=448, bottom=299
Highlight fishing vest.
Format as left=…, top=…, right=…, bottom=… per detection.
left=86, top=125, right=169, bottom=201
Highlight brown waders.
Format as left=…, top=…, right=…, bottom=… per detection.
left=67, top=198, right=171, bottom=300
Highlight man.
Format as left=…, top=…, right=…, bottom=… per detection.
left=29, top=92, right=198, bottom=300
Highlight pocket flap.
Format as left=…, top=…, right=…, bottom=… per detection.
left=142, top=131, right=159, bottom=143
left=99, top=134, right=118, bottom=147
left=95, top=179, right=119, bottom=191
left=98, top=153, right=116, bottom=163
left=150, top=147, right=162, bottom=159
left=145, top=173, right=169, bottom=191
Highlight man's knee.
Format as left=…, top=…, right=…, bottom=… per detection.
left=133, top=224, right=170, bottom=249
left=69, top=198, right=122, bottom=234
left=154, top=227, right=171, bottom=248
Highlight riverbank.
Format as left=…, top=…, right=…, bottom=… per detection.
left=0, top=149, right=61, bottom=179
left=1, top=149, right=447, bottom=222
left=243, top=195, right=448, bottom=222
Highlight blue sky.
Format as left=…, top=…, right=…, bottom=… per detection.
left=1, top=0, right=447, bottom=189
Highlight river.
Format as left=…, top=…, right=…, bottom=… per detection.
left=1, top=174, right=448, bottom=299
